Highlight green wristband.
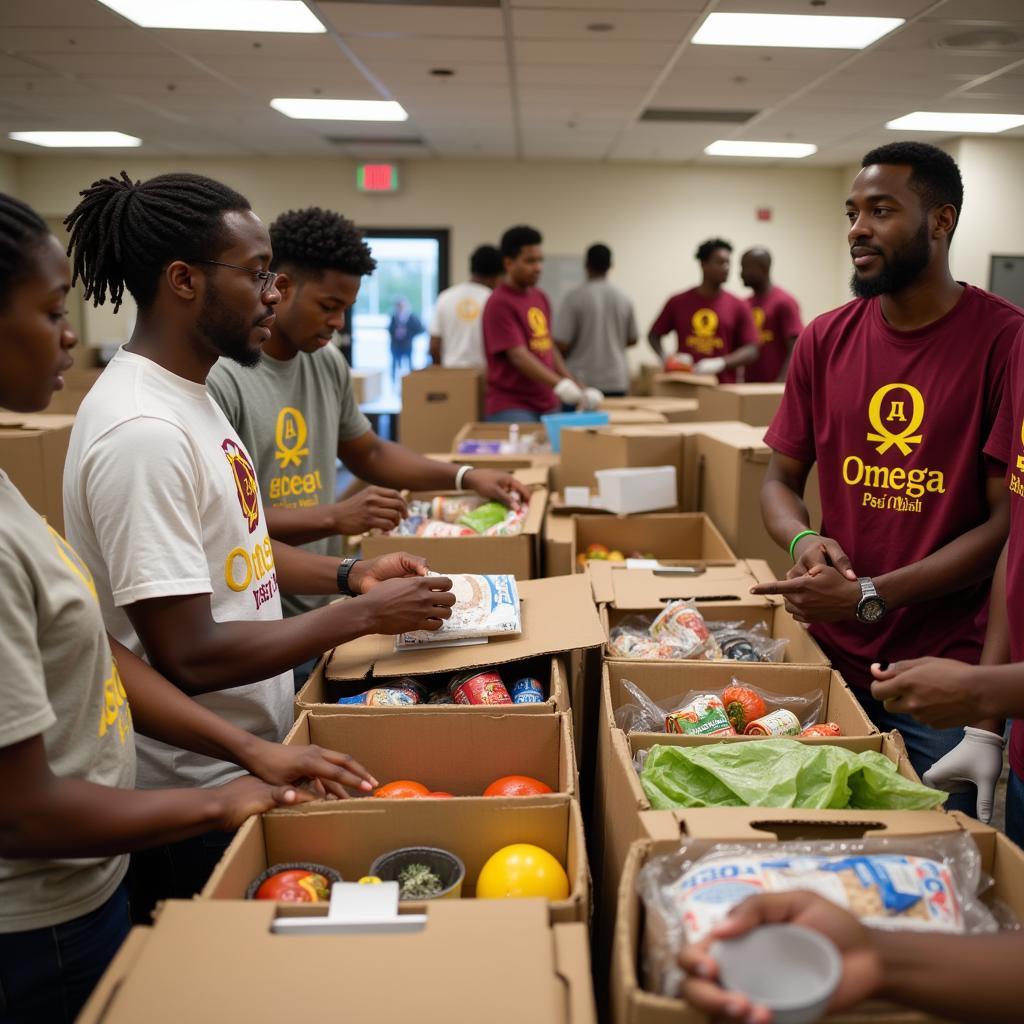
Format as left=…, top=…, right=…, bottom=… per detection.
left=788, top=529, right=819, bottom=561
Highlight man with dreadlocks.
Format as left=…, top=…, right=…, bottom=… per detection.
left=61, top=172, right=456, bottom=916
left=206, top=206, right=529, bottom=683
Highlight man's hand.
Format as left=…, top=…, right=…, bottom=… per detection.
left=213, top=775, right=312, bottom=831
left=554, top=377, right=583, bottom=407
left=356, top=575, right=456, bottom=635
left=751, top=564, right=861, bottom=623
left=464, top=468, right=530, bottom=508
left=789, top=535, right=857, bottom=581
left=921, top=728, right=1005, bottom=824
left=240, top=738, right=379, bottom=799
left=869, top=658, right=983, bottom=728
left=678, top=893, right=883, bottom=1023
left=693, top=356, right=726, bottom=377
left=581, top=386, right=604, bottom=411
left=331, top=486, right=407, bottom=535
left=349, top=552, right=429, bottom=594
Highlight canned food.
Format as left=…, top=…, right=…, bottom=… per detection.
left=744, top=708, right=801, bottom=736
left=448, top=670, right=512, bottom=706
left=509, top=677, right=545, bottom=704
left=336, top=687, right=420, bottom=707
left=427, top=690, right=456, bottom=705
left=666, top=694, right=736, bottom=736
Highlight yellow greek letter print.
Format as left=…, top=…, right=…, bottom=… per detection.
left=866, top=383, right=925, bottom=456
left=692, top=309, right=719, bottom=339
left=48, top=527, right=97, bottom=601
left=97, top=660, right=132, bottom=744
left=1017, top=418, right=1024, bottom=474
left=274, top=406, right=310, bottom=469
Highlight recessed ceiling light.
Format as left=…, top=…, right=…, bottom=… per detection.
left=97, top=0, right=324, bottom=33
left=587, top=23, right=614, bottom=32
left=693, top=13, right=903, bottom=49
left=270, top=98, right=408, bottom=121
left=429, top=68, right=455, bottom=77
left=705, top=140, right=817, bottom=158
left=8, top=131, right=142, bottom=148
left=885, top=111, right=1024, bottom=133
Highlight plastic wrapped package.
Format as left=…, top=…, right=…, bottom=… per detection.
left=638, top=833, right=1004, bottom=998
left=386, top=496, right=526, bottom=539
left=709, top=620, right=789, bottom=663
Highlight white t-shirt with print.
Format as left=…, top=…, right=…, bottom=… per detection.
left=428, top=280, right=492, bottom=369
left=63, top=348, right=292, bottom=791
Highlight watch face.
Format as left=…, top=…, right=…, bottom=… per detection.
left=859, top=596, right=886, bottom=623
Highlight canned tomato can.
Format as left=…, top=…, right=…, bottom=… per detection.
left=448, top=670, right=512, bottom=706
left=743, top=708, right=801, bottom=736
left=337, top=687, right=419, bottom=707
left=509, top=677, right=545, bottom=704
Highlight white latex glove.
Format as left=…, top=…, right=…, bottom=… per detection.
left=553, top=377, right=583, bottom=407
left=923, top=726, right=1005, bottom=823
left=693, top=356, right=726, bottom=376
left=581, top=386, right=604, bottom=411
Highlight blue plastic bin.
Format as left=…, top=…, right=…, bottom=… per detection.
left=541, top=411, right=610, bottom=453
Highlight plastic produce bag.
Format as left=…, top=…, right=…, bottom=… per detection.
left=636, top=739, right=947, bottom=810
left=637, top=832, right=1003, bottom=998
left=458, top=500, right=509, bottom=533
left=708, top=620, right=788, bottom=663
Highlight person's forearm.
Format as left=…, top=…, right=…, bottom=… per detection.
left=761, top=478, right=813, bottom=552
left=872, top=929, right=1022, bottom=1022
left=973, top=544, right=1010, bottom=733
left=271, top=540, right=343, bottom=595
left=775, top=335, right=798, bottom=381
left=724, top=343, right=758, bottom=369
left=266, top=505, right=340, bottom=546
left=429, top=335, right=441, bottom=364
left=550, top=345, right=573, bottom=379
left=344, top=437, right=458, bottom=492
left=506, top=345, right=563, bottom=388
left=647, top=332, right=664, bottom=359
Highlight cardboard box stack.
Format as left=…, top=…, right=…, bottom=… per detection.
left=398, top=367, right=483, bottom=453
left=0, top=412, right=75, bottom=533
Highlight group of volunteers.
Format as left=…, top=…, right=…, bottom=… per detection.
left=431, top=227, right=802, bottom=426
left=0, top=172, right=527, bottom=1022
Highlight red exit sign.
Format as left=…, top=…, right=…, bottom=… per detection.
left=357, top=163, right=399, bottom=192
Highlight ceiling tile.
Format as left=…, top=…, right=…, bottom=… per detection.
left=320, top=2, right=503, bottom=38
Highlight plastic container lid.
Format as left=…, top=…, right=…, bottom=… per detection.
left=540, top=411, right=609, bottom=453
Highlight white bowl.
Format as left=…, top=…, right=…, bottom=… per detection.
left=710, top=923, right=842, bottom=1024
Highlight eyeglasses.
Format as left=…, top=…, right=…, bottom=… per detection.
left=187, top=259, right=278, bottom=295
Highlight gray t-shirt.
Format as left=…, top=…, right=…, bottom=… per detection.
left=208, top=345, right=371, bottom=616
left=0, top=472, right=135, bottom=932
left=552, top=278, right=638, bottom=393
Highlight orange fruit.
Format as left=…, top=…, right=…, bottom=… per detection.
left=373, top=780, right=430, bottom=799
left=483, top=775, right=553, bottom=797
left=428, top=791, right=455, bottom=798
left=476, top=844, right=569, bottom=900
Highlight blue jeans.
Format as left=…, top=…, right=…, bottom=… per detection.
left=485, top=408, right=543, bottom=423
left=1007, top=768, right=1024, bottom=848
left=853, top=687, right=976, bottom=815
left=0, top=882, right=130, bottom=1024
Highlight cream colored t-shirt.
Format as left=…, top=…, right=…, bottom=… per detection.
left=0, top=472, right=135, bottom=932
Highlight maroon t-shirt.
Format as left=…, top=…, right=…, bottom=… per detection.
left=766, top=285, right=1021, bottom=692
left=650, top=288, right=759, bottom=384
left=745, top=286, right=803, bottom=383
left=483, top=283, right=559, bottom=416
left=982, top=322, right=1024, bottom=778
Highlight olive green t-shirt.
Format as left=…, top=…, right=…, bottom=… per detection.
left=207, top=345, right=371, bottom=616
left=0, top=472, right=135, bottom=932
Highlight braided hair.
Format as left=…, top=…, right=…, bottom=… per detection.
left=64, top=170, right=251, bottom=311
left=0, top=193, right=50, bottom=310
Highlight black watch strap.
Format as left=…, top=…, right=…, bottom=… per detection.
left=337, top=557, right=358, bottom=596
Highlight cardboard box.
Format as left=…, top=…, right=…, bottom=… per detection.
left=398, top=367, right=482, bottom=454
left=45, top=366, right=104, bottom=414
left=452, top=420, right=555, bottom=455
left=559, top=426, right=684, bottom=497
left=606, top=408, right=669, bottom=425
left=696, top=421, right=821, bottom=577
left=295, top=574, right=605, bottom=717
left=202, top=793, right=590, bottom=923
left=285, top=708, right=578, bottom=797
left=696, top=382, right=785, bottom=427
left=0, top=412, right=75, bottom=533
left=599, top=396, right=700, bottom=423
left=595, top=466, right=677, bottom=515
left=351, top=367, right=382, bottom=405
left=612, top=811, right=1024, bottom=1024
left=572, top=514, right=736, bottom=572
left=360, top=474, right=548, bottom=578
left=78, top=898, right=597, bottom=1024
left=650, top=373, right=719, bottom=399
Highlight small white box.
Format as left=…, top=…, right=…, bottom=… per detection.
left=594, top=465, right=677, bottom=515
left=564, top=486, right=592, bottom=507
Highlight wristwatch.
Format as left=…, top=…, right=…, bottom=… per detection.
left=336, top=557, right=359, bottom=597
left=855, top=577, right=886, bottom=624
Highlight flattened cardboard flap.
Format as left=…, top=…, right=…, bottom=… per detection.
left=326, top=574, right=604, bottom=680
left=589, top=560, right=774, bottom=609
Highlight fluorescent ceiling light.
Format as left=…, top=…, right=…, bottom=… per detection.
left=693, top=13, right=903, bottom=49
left=97, top=0, right=324, bottom=33
left=886, top=111, right=1024, bottom=133
left=8, top=131, right=142, bottom=148
left=271, top=98, right=408, bottom=121
left=705, top=140, right=817, bottom=159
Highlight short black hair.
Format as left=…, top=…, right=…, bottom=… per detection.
left=64, top=171, right=251, bottom=311
left=469, top=244, right=503, bottom=277
left=860, top=142, right=964, bottom=239
left=269, top=206, right=376, bottom=277
left=586, top=243, right=612, bottom=273
left=0, top=193, right=50, bottom=310
left=696, top=238, right=732, bottom=263
left=500, top=225, right=542, bottom=260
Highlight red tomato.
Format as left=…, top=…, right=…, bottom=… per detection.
left=483, top=775, right=554, bottom=797
left=801, top=722, right=842, bottom=737
left=721, top=686, right=768, bottom=732
left=374, top=780, right=431, bottom=799
left=254, top=869, right=330, bottom=902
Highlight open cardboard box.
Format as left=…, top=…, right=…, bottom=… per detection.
left=559, top=426, right=684, bottom=500
left=611, top=810, right=1024, bottom=1024
left=397, top=366, right=482, bottom=454
left=428, top=450, right=558, bottom=476
left=0, top=411, right=75, bottom=533
left=202, top=793, right=590, bottom=924
left=286, top=708, right=578, bottom=797
left=695, top=381, right=785, bottom=427
left=650, top=373, right=720, bottom=399
left=295, top=574, right=605, bottom=717
left=572, top=514, right=736, bottom=573
left=599, top=396, right=700, bottom=423
left=78, top=898, right=596, bottom=1024
left=358, top=467, right=548, bottom=579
